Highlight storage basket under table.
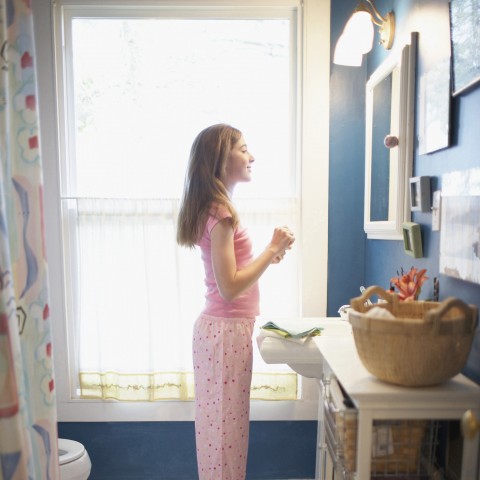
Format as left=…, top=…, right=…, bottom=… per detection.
left=323, top=377, right=440, bottom=479
left=348, top=286, right=478, bottom=387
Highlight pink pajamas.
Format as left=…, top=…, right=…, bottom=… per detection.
left=194, top=204, right=259, bottom=479
left=193, top=314, right=255, bottom=480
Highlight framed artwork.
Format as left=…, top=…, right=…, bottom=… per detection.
left=418, top=59, right=451, bottom=154
left=440, top=168, right=480, bottom=284
left=450, top=0, right=480, bottom=96
left=409, top=176, right=431, bottom=212
left=402, top=222, right=423, bottom=258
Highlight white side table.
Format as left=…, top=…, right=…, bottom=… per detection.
left=314, top=334, right=480, bottom=480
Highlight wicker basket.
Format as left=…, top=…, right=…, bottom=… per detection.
left=336, top=415, right=427, bottom=474
left=349, top=286, right=478, bottom=387
left=324, top=379, right=432, bottom=475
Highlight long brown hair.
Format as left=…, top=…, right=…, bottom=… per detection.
left=177, top=124, right=241, bottom=247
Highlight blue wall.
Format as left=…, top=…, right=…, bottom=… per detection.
left=327, top=0, right=367, bottom=317
left=58, top=421, right=317, bottom=480
left=328, top=0, right=480, bottom=385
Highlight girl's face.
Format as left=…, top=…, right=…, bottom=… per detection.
left=222, top=135, right=255, bottom=193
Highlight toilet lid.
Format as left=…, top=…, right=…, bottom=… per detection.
left=58, top=438, right=85, bottom=465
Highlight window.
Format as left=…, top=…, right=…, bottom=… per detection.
left=45, top=0, right=329, bottom=420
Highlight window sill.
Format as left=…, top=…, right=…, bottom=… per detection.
left=56, top=378, right=319, bottom=422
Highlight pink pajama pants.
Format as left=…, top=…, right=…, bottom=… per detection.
left=192, top=314, right=255, bottom=480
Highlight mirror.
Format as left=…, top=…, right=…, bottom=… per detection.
left=364, top=32, right=417, bottom=240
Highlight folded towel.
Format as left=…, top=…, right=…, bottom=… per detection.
left=260, top=321, right=323, bottom=343
left=367, top=306, right=396, bottom=319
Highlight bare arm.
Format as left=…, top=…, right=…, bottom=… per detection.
left=211, top=219, right=294, bottom=302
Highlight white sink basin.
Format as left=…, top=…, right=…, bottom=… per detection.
left=256, top=318, right=352, bottom=378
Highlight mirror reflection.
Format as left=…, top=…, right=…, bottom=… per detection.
left=370, top=71, right=393, bottom=222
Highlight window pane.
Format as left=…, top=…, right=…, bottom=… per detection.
left=71, top=18, right=293, bottom=199
left=62, top=13, right=300, bottom=401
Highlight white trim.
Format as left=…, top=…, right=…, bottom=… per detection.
left=364, top=33, right=417, bottom=240
left=57, top=0, right=301, bottom=6
left=33, top=0, right=330, bottom=422
left=55, top=378, right=320, bottom=421
left=301, top=0, right=330, bottom=317
left=59, top=5, right=300, bottom=20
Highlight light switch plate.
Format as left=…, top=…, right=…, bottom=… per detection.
left=432, top=190, right=441, bottom=231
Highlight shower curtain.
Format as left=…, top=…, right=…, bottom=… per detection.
left=0, top=1, right=59, bottom=479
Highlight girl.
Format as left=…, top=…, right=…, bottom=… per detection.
left=177, top=124, right=294, bottom=480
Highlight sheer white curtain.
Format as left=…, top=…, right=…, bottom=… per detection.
left=57, top=9, right=301, bottom=401
left=67, top=197, right=299, bottom=400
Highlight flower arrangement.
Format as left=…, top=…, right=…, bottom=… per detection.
left=390, top=267, right=428, bottom=301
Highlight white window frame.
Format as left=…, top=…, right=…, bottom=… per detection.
left=34, top=0, right=330, bottom=421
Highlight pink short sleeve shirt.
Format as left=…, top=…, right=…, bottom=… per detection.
left=197, top=204, right=260, bottom=318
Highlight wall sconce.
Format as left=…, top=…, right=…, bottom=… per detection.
left=334, top=0, right=395, bottom=67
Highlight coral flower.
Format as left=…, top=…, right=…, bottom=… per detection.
left=390, top=267, right=428, bottom=301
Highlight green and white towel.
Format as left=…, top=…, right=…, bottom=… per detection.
left=260, top=321, right=323, bottom=343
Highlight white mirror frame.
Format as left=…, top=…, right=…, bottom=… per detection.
left=364, top=32, right=417, bottom=240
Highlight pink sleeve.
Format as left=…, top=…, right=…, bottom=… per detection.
left=206, top=204, right=232, bottom=235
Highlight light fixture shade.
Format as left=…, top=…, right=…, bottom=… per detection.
left=342, top=10, right=374, bottom=54
left=333, top=1, right=395, bottom=67
left=333, top=33, right=363, bottom=67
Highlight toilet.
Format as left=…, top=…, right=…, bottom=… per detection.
left=58, top=438, right=92, bottom=480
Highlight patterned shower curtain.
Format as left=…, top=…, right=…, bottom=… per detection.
left=0, top=1, right=59, bottom=479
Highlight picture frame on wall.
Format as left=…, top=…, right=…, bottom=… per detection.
left=418, top=2, right=451, bottom=154
left=418, top=59, right=451, bottom=154
left=402, top=222, right=423, bottom=259
left=440, top=168, right=480, bottom=285
left=409, top=176, right=431, bottom=212
left=449, top=0, right=480, bottom=96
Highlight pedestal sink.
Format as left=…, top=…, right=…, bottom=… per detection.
left=256, top=318, right=352, bottom=378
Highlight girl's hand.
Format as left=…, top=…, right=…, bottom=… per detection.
left=271, top=250, right=286, bottom=264
left=267, top=226, right=295, bottom=261
left=271, top=241, right=293, bottom=264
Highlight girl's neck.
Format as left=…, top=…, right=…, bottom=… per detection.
left=225, top=183, right=236, bottom=198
